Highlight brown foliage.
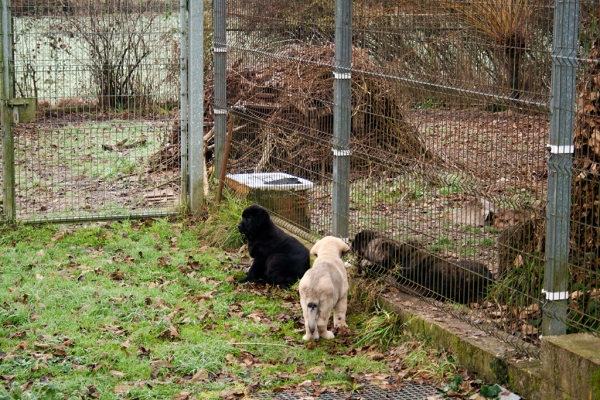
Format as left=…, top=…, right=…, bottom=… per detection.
left=496, top=208, right=545, bottom=278
left=571, top=8, right=600, bottom=272
left=224, top=44, right=434, bottom=179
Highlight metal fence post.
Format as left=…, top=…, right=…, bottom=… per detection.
left=213, top=0, right=227, bottom=180
left=188, top=0, right=205, bottom=211
left=1, top=0, right=15, bottom=221
left=180, top=0, right=189, bottom=208
left=543, top=0, right=580, bottom=336
left=332, top=0, right=352, bottom=238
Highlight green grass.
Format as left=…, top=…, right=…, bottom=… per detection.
left=354, top=304, right=404, bottom=351
left=488, top=255, right=542, bottom=307
left=60, top=121, right=162, bottom=182
left=427, top=236, right=454, bottom=253
left=0, top=212, right=460, bottom=399
left=349, top=176, right=430, bottom=214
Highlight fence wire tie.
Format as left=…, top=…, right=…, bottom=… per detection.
left=332, top=148, right=351, bottom=156
left=214, top=109, right=227, bottom=115
left=541, top=289, right=569, bottom=301
left=333, top=71, right=351, bottom=80
left=212, top=47, right=227, bottom=53
left=546, top=144, right=574, bottom=154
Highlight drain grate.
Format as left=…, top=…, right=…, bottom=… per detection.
left=252, top=382, right=441, bottom=399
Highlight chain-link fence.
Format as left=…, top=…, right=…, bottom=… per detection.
left=1, top=0, right=182, bottom=222
left=214, top=0, right=599, bottom=358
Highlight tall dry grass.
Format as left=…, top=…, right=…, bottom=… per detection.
left=438, top=0, right=552, bottom=99
left=351, top=0, right=552, bottom=106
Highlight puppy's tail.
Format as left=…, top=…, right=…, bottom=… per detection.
left=307, top=302, right=319, bottom=334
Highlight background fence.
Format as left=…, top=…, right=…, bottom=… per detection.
left=1, top=0, right=182, bottom=222
left=216, top=0, right=599, bottom=357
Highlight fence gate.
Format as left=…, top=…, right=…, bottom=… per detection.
left=1, top=0, right=183, bottom=222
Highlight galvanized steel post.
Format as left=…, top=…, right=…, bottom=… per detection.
left=1, top=0, right=14, bottom=221
left=180, top=0, right=189, bottom=207
left=188, top=0, right=205, bottom=211
left=332, top=0, right=352, bottom=238
left=543, top=0, right=580, bottom=336
left=213, top=0, right=227, bottom=179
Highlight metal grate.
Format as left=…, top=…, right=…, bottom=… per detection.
left=252, top=383, right=441, bottom=400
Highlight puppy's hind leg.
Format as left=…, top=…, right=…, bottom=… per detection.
left=239, top=257, right=266, bottom=283
left=317, top=303, right=335, bottom=340
left=332, top=293, right=348, bottom=328
left=302, top=301, right=319, bottom=341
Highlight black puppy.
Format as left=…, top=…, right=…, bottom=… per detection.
left=238, top=204, right=310, bottom=289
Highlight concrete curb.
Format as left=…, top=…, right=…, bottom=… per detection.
left=376, top=287, right=543, bottom=399
left=283, top=229, right=600, bottom=399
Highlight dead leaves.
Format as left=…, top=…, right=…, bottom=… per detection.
left=114, top=385, right=132, bottom=395
left=219, top=389, right=246, bottom=399
left=14, top=341, right=28, bottom=350
left=99, top=325, right=129, bottom=336
left=157, top=324, right=180, bottom=340
left=308, top=365, right=326, bottom=374
left=0, top=335, right=74, bottom=378
left=470, top=301, right=542, bottom=343
left=173, top=391, right=196, bottom=400
left=190, top=368, right=210, bottom=381
left=109, top=271, right=126, bottom=281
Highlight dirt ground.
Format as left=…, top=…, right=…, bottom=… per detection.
left=307, top=107, right=549, bottom=272
left=2, top=111, right=181, bottom=221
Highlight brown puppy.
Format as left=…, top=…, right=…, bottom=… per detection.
left=299, top=236, right=350, bottom=341
left=352, top=230, right=494, bottom=304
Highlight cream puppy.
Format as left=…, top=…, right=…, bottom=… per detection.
left=299, top=236, right=350, bottom=341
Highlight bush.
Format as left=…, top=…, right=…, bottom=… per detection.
left=56, top=0, right=179, bottom=110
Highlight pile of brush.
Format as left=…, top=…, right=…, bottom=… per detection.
left=223, top=44, right=435, bottom=179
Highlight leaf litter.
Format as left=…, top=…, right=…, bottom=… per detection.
left=0, top=219, right=500, bottom=399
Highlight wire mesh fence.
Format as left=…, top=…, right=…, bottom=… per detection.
left=1, top=0, right=182, bottom=222
left=2, top=0, right=598, bottom=360
left=216, top=0, right=600, bottom=357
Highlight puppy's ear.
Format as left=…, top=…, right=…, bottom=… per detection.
left=254, top=206, right=269, bottom=227
left=310, top=241, right=321, bottom=256
left=340, top=241, right=351, bottom=254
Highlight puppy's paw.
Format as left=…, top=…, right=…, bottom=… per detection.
left=321, top=331, right=335, bottom=340
left=303, top=334, right=318, bottom=341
